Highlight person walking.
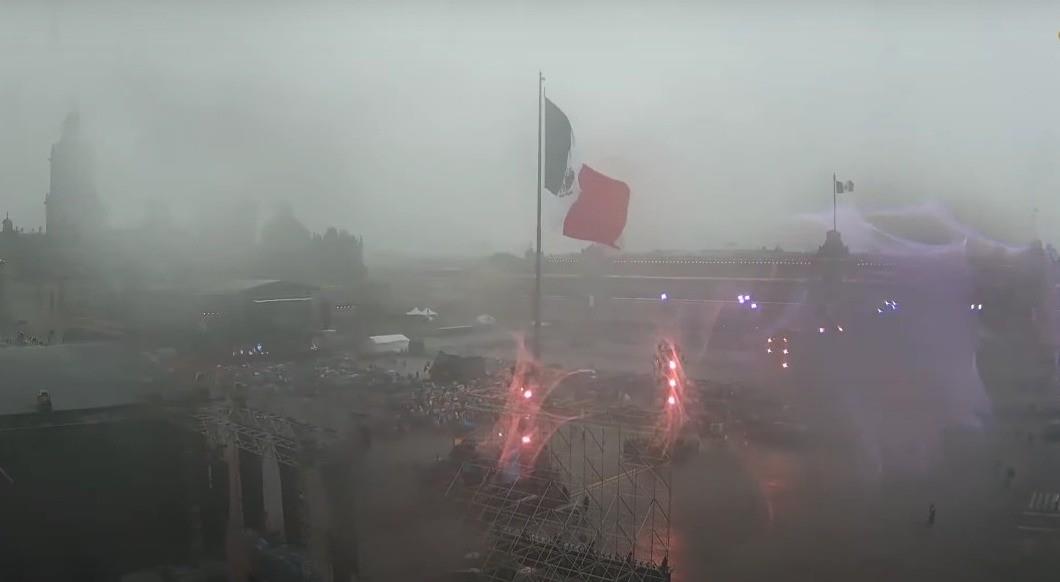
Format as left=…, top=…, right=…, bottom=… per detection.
left=927, top=503, right=936, bottom=526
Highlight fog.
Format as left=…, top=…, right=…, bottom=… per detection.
left=2, top=0, right=1059, bottom=255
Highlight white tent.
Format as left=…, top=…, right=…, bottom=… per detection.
left=366, top=334, right=410, bottom=354
left=405, top=307, right=438, bottom=321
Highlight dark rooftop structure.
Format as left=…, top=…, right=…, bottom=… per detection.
left=0, top=342, right=174, bottom=418
left=196, top=278, right=317, bottom=299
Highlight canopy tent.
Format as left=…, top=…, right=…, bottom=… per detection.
left=404, top=307, right=439, bottom=321
left=366, top=334, right=410, bottom=354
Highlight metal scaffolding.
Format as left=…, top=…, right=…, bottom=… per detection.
left=447, top=411, right=673, bottom=581
left=194, top=404, right=338, bottom=561
left=194, top=405, right=336, bottom=467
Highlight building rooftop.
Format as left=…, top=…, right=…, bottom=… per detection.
left=196, top=278, right=318, bottom=297
left=0, top=343, right=174, bottom=417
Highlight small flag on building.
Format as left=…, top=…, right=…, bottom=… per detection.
left=835, top=179, right=854, bottom=193
left=544, top=98, right=630, bottom=248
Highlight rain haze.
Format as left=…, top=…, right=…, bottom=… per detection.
left=3, top=1, right=1059, bottom=254
left=4, top=2, right=1060, bottom=582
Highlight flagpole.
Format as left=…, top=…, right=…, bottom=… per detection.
left=533, top=71, right=544, bottom=359
left=832, top=171, right=837, bottom=232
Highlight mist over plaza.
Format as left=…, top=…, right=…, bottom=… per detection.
left=3, top=2, right=1060, bottom=582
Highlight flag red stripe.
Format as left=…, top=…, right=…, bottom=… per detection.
left=562, top=165, right=630, bottom=248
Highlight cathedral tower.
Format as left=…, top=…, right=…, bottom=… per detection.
left=45, top=111, right=103, bottom=239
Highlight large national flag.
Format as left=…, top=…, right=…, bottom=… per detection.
left=544, top=98, right=630, bottom=248
left=544, top=98, right=575, bottom=195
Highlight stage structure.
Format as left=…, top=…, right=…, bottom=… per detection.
left=195, top=405, right=336, bottom=467
left=446, top=409, right=673, bottom=582
left=194, top=404, right=349, bottom=582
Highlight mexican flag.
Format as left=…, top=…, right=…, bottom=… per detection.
left=544, top=98, right=630, bottom=248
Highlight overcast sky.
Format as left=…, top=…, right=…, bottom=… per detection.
left=1, top=1, right=1059, bottom=255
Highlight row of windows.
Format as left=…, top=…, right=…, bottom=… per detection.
left=202, top=305, right=357, bottom=317
left=546, top=257, right=812, bottom=266
left=546, top=257, right=893, bottom=268
left=617, top=259, right=814, bottom=266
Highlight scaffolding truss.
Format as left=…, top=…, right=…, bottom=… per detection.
left=194, top=405, right=336, bottom=467
left=447, top=412, right=673, bottom=581
left=194, top=404, right=339, bottom=559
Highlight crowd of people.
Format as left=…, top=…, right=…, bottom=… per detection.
left=200, top=347, right=755, bottom=455
left=208, top=353, right=415, bottom=396
left=212, top=361, right=294, bottom=393
left=1, top=329, right=56, bottom=348
left=401, top=380, right=493, bottom=428
left=203, top=350, right=512, bottom=430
